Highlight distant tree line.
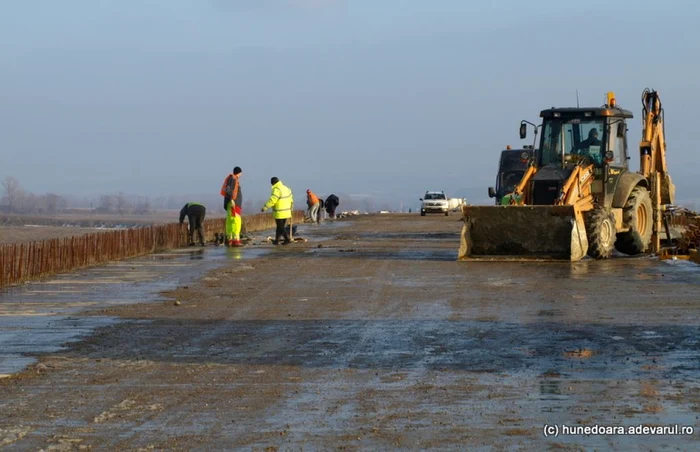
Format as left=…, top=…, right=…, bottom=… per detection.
left=95, top=193, right=152, bottom=215
left=3, top=175, right=422, bottom=216
left=0, top=177, right=153, bottom=216
left=1, top=176, right=68, bottom=214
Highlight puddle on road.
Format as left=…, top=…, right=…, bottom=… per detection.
left=0, top=244, right=267, bottom=377
left=308, top=247, right=457, bottom=262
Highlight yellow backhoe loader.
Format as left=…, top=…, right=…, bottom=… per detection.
left=458, top=89, right=675, bottom=261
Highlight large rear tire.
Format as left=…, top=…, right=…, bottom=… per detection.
left=614, top=186, right=653, bottom=255
left=585, top=207, right=615, bottom=259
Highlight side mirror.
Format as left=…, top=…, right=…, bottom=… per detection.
left=488, top=187, right=496, bottom=198
left=419, top=198, right=423, bottom=201
left=617, top=123, right=625, bottom=138
left=519, top=123, right=527, bottom=139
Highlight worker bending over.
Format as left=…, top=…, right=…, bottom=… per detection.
left=306, top=189, right=320, bottom=223
left=220, top=166, right=244, bottom=247
left=179, top=202, right=206, bottom=246
left=325, top=194, right=339, bottom=219
left=261, top=177, right=294, bottom=245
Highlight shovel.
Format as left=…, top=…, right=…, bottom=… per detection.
left=289, top=202, right=294, bottom=241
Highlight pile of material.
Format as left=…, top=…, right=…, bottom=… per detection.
left=677, top=215, right=700, bottom=254
left=661, top=206, right=700, bottom=263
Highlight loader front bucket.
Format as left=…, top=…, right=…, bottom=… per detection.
left=458, top=205, right=588, bottom=262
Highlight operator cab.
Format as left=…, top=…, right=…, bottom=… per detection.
left=537, top=103, right=633, bottom=170
left=519, top=93, right=634, bottom=205
left=488, top=146, right=535, bottom=204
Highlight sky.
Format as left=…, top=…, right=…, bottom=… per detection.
left=2, top=0, right=700, bottom=208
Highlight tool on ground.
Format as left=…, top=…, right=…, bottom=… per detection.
left=459, top=89, right=674, bottom=262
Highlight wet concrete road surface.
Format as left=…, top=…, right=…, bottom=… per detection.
left=1, top=214, right=700, bottom=450
left=0, top=243, right=273, bottom=377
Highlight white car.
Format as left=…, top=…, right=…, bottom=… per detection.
left=419, top=191, right=449, bottom=216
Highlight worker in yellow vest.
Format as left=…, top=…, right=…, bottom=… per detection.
left=261, top=177, right=294, bottom=245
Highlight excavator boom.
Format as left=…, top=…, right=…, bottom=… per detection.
left=640, top=89, right=675, bottom=205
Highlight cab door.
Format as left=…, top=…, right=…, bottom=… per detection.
left=604, top=121, right=628, bottom=206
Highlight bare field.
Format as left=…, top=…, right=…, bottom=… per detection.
left=0, top=210, right=224, bottom=245
left=0, top=210, right=224, bottom=228
left=0, top=226, right=97, bottom=245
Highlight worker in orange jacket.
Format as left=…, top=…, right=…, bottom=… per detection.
left=220, top=166, right=243, bottom=246
left=306, top=189, right=320, bottom=223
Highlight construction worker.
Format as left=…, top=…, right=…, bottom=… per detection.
left=220, top=166, right=243, bottom=247
left=574, top=128, right=604, bottom=165
left=306, top=189, right=320, bottom=223
left=579, top=128, right=602, bottom=149
left=179, top=202, right=206, bottom=246
left=261, top=177, right=294, bottom=245
left=325, top=194, right=339, bottom=219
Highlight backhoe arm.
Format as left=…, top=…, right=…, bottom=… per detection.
left=640, top=89, right=675, bottom=204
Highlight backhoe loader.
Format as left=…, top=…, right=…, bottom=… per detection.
left=458, top=89, right=675, bottom=261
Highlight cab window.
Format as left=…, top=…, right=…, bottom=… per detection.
left=607, top=121, right=627, bottom=167
left=540, top=117, right=606, bottom=167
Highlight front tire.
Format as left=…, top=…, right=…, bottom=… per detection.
left=615, top=186, right=653, bottom=255
left=445, top=211, right=449, bottom=216
left=585, top=207, right=615, bottom=259
left=420, top=210, right=426, bottom=216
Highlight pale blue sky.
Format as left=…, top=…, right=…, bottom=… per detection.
left=2, top=0, right=699, bottom=205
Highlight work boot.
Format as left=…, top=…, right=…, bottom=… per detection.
left=232, top=240, right=243, bottom=247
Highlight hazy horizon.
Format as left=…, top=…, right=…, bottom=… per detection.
left=3, top=0, right=700, bottom=210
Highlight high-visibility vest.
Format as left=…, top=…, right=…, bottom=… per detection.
left=264, top=181, right=293, bottom=219
left=220, top=174, right=240, bottom=201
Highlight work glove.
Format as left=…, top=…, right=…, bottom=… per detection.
left=260, top=207, right=266, bottom=212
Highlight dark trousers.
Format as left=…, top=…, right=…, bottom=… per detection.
left=187, top=205, right=206, bottom=245
left=275, top=218, right=290, bottom=243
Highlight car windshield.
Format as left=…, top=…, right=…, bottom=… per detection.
left=540, top=117, right=606, bottom=167
left=424, top=193, right=445, bottom=200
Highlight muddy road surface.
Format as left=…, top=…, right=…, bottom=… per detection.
left=2, top=214, right=700, bottom=450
